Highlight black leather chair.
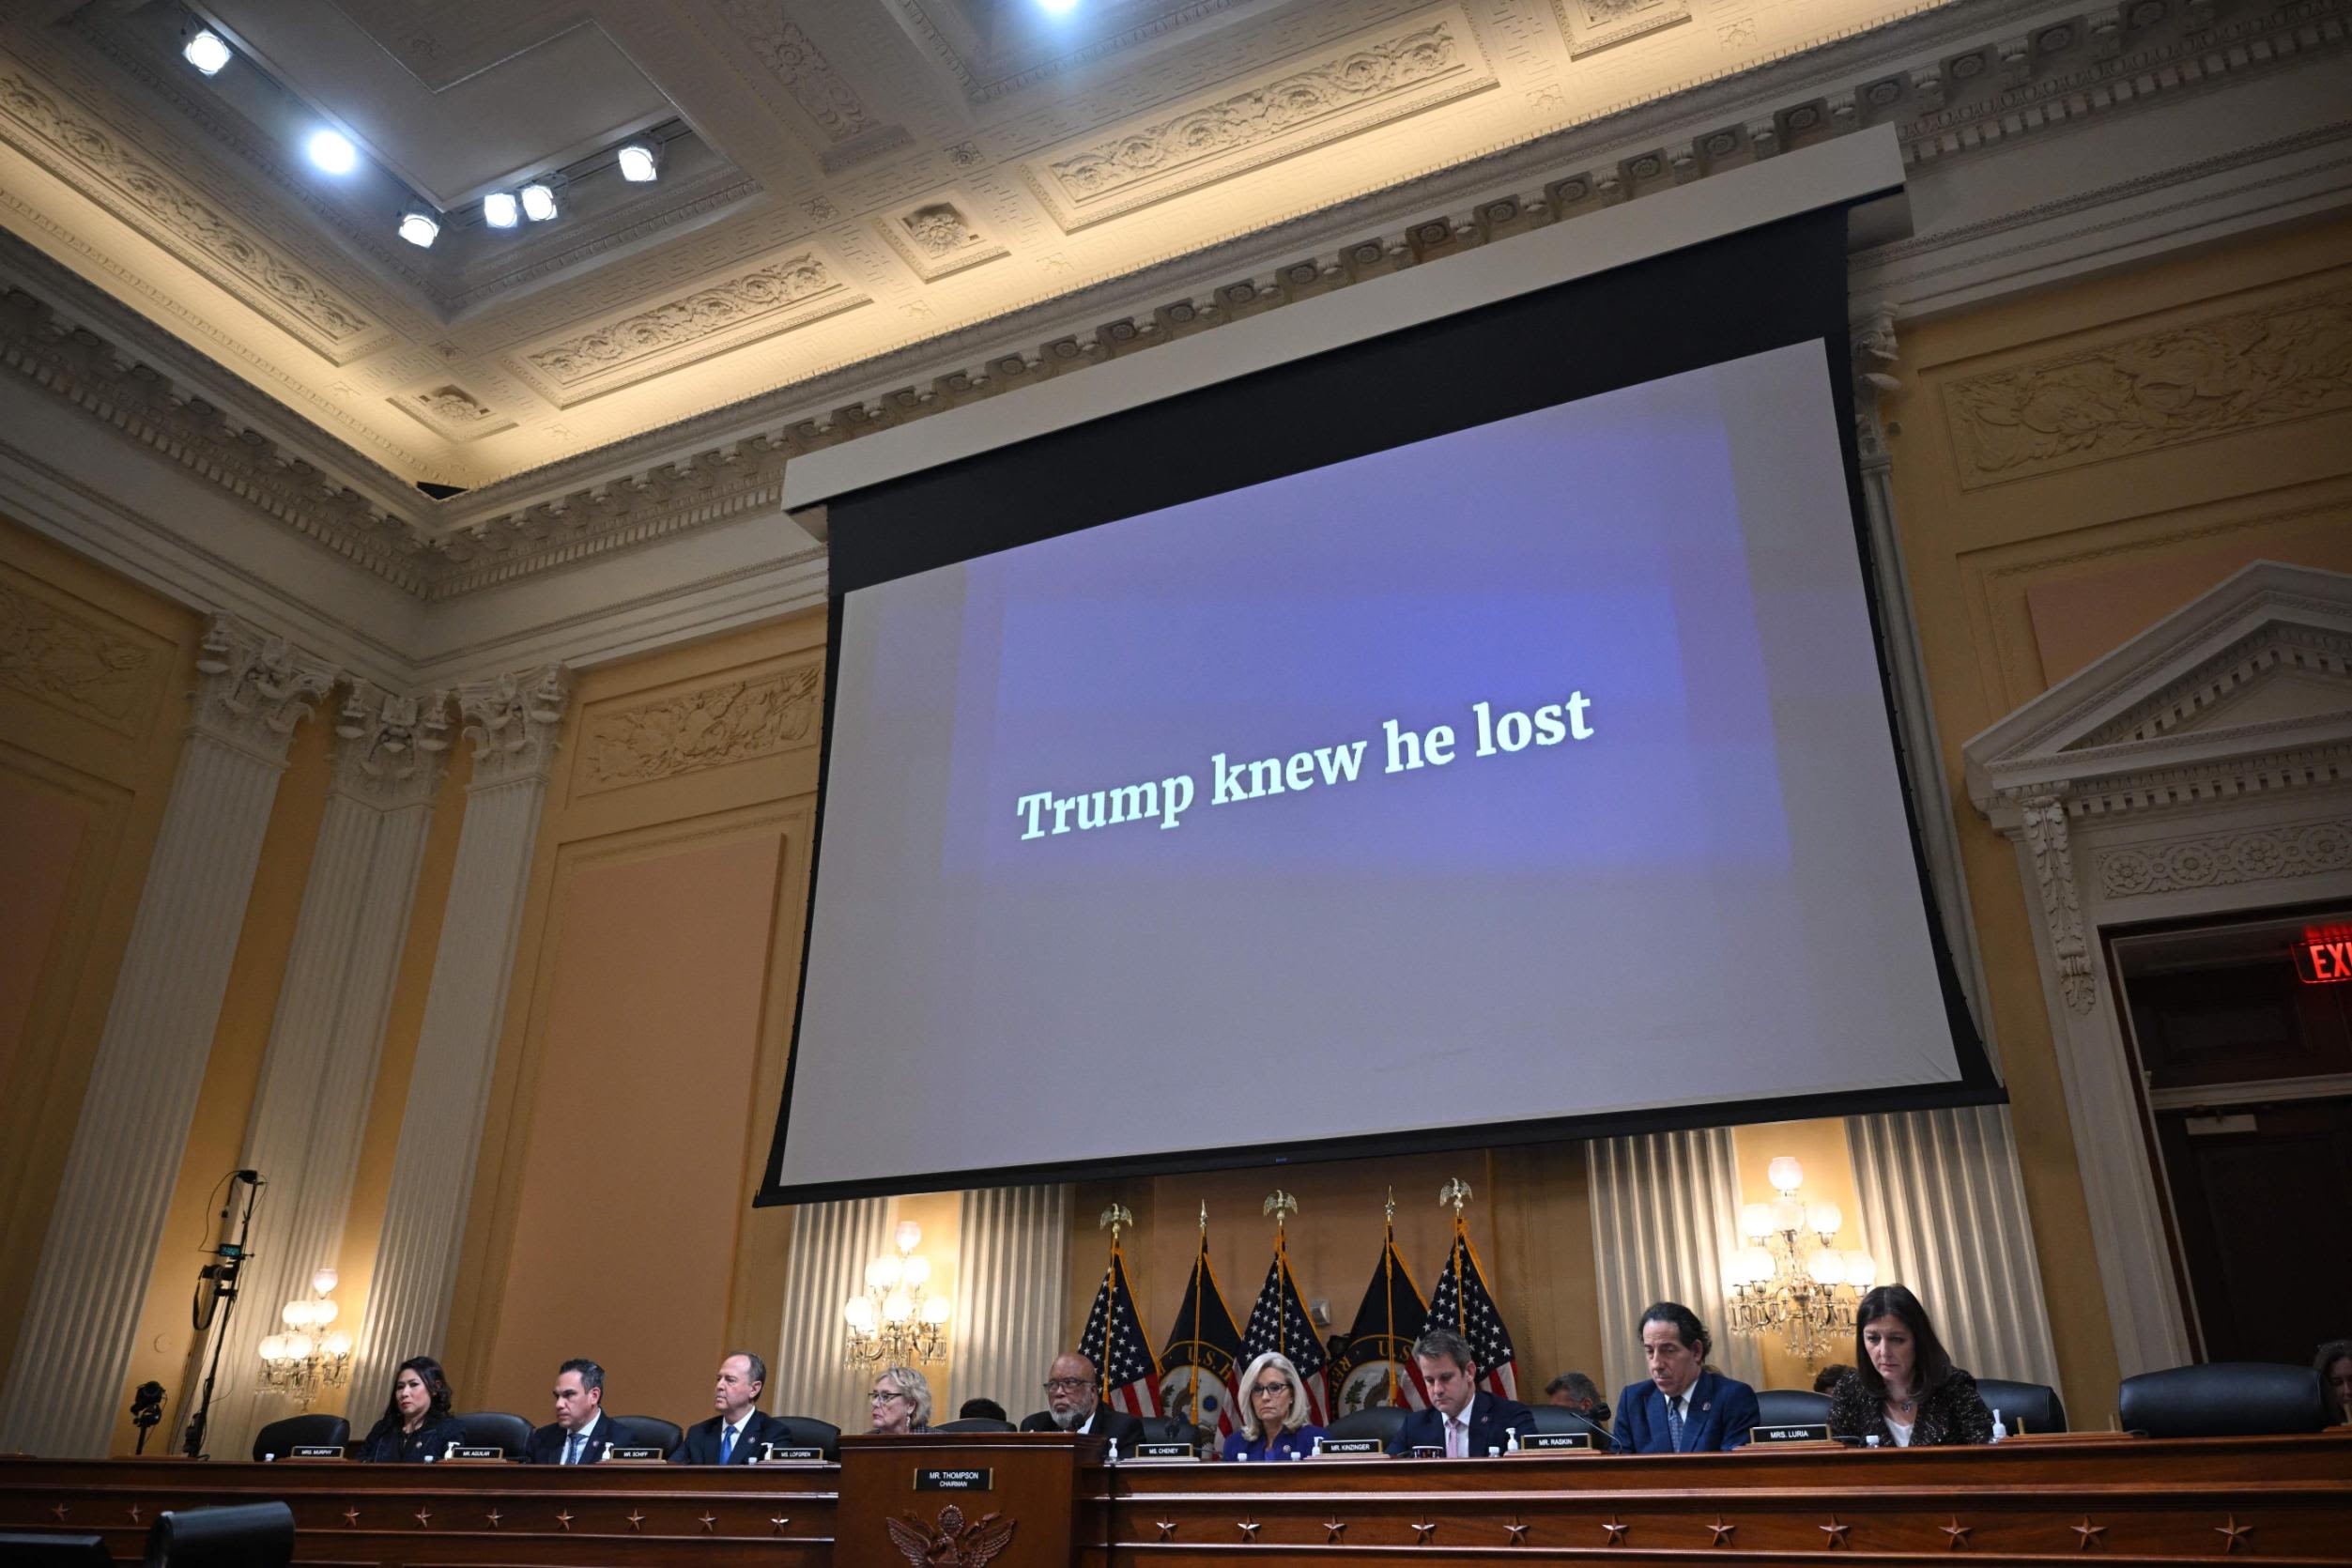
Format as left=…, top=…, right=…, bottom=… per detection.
left=613, top=1415, right=682, bottom=1457
left=1138, top=1414, right=1207, bottom=1453
left=1325, top=1406, right=1408, bottom=1444
left=930, top=1418, right=1017, bottom=1433
left=251, top=1412, right=348, bottom=1461
left=1976, top=1377, right=2067, bottom=1435
left=0, top=1534, right=109, bottom=1565
left=143, top=1501, right=294, bottom=1567
left=770, top=1416, right=841, bottom=1460
left=452, top=1411, right=532, bottom=1456
left=2118, top=1362, right=2327, bottom=1438
left=1757, top=1389, right=1832, bottom=1429
left=1525, top=1405, right=1612, bottom=1443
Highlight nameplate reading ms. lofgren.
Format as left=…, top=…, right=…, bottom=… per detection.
left=915, top=1468, right=992, bottom=1491
left=761, top=1445, right=825, bottom=1462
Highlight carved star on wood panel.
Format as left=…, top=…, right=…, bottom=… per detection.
left=414, top=1507, right=432, bottom=1529
left=2215, top=1515, right=2252, bottom=1554
left=626, top=1509, right=646, bottom=1532
left=2070, top=1517, right=2106, bottom=1549
left=342, top=1506, right=360, bottom=1528
left=1412, top=1518, right=1437, bottom=1542
left=1155, top=1519, right=1176, bottom=1542
left=1708, top=1517, right=1736, bottom=1545
left=49, top=1503, right=67, bottom=1521
left=1324, top=1518, right=1346, bottom=1542
left=484, top=1508, right=502, bottom=1529
left=699, top=1511, right=718, bottom=1533
left=126, top=1505, right=142, bottom=1526
left=1942, top=1517, right=1971, bottom=1549
left=1506, top=1517, right=1530, bottom=1544
left=556, top=1509, right=575, bottom=1530
left=771, top=1516, right=792, bottom=1535
left=1602, top=1515, right=1629, bottom=1544
left=1236, top=1518, right=1260, bottom=1539
left=1820, top=1515, right=1851, bottom=1547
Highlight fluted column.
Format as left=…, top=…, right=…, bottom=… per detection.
left=771, top=1199, right=889, bottom=1428
left=204, top=686, right=455, bottom=1461
left=1587, top=1128, right=1762, bottom=1399
left=0, top=616, right=334, bottom=1457
left=1846, top=1105, right=2063, bottom=1395
left=950, top=1185, right=1070, bottom=1417
left=347, top=668, right=569, bottom=1410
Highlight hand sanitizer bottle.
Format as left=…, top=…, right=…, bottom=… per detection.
left=1991, top=1408, right=2006, bottom=1443
left=1107, top=1438, right=1119, bottom=1464
left=1506, top=1427, right=1520, bottom=1454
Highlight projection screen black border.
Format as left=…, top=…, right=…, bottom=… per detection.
left=757, top=203, right=2000, bottom=1208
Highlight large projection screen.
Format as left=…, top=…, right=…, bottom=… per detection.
left=763, top=211, right=1992, bottom=1205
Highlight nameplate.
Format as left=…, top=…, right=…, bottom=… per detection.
left=445, top=1446, right=503, bottom=1461
left=1518, top=1431, right=1593, bottom=1452
left=285, top=1445, right=344, bottom=1459
left=1130, top=1442, right=1197, bottom=1461
left=606, top=1446, right=667, bottom=1462
left=761, top=1445, right=825, bottom=1463
left=915, top=1468, right=992, bottom=1491
left=1409, top=1445, right=1446, bottom=1459
left=1311, top=1437, right=1385, bottom=1456
left=1750, top=1422, right=1832, bottom=1445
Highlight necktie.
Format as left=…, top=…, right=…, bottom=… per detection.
left=720, top=1425, right=736, bottom=1465
left=1666, top=1397, right=1685, bottom=1453
left=1447, top=1417, right=1466, bottom=1458
left=565, top=1431, right=584, bottom=1465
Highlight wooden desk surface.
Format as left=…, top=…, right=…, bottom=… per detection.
left=4, top=1432, right=2347, bottom=1566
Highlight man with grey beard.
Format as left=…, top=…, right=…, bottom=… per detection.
left=1017, top=1352, right=1144, bottom=1448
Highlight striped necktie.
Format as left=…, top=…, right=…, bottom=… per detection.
left=1666, top=1396, right=1685, bottom=1453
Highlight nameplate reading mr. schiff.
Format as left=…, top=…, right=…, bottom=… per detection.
left=915, top=1468, right=992, bottom=1491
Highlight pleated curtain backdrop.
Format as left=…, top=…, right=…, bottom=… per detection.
left=949, top=1185, right=1071, bottom=1422
left=1844, top=1105, right=2064, bottom=1398
left=771, top=1197, right=890, bottom=1428
left=1587, top=1128, right=1763, bottom=1401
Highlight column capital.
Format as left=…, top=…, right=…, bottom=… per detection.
left=1851, top=300, right=1900, bottom=470
left=192, top=614, right=337, bottom=762
left=330, top=683, right=454, bottom=808
left=457, top=664, right=572, bottom=789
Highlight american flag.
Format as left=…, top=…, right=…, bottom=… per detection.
left=1078, top=1244, right=1162, bottom=1417
left=1422, top=1222, right=1518, bottom=1401
left=1240, top=1244, right=1330, bottom=1423
left=1329, top=1227, right=1429, bottom=1414
left=1159, top=1236, right=1246, bottom=1438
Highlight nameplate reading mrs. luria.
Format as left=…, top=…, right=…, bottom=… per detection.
left=1518, top=1431, right=1593, bottom=1451
left=1312, top=1437, right=1385, bottom=1456
left=1750, top=1422, right=1833, bottom=1444
left=761, top=1444, right=824, bottom=1462
left=915, top=1468, right=992, bottom=1491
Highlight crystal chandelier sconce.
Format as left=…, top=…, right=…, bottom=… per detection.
left=256, top=1268, right=355, bottom=1405
left=1725, top=1157, right=1879, bottom=1362
left=842, top=1221, right=951, bottom=1365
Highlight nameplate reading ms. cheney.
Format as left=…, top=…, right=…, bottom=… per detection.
left=915, top=1468, right=992, bottom=1491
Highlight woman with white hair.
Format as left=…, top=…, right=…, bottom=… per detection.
left=869, top=1365, right=932, bottom=1436
left=1222, top=1350, right=1327, bottom=1461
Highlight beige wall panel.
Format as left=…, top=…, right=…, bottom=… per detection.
left=0, top=515, right=197, bottom=1406
left=1883, top=210, right=2352, bottom=1423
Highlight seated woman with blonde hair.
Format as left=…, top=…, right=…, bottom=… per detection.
left=1828, top=1284, right=1993, bottom=1447
left=869, top=1365, right=932, bottom=1436
left=1222, top=1351, right=1328, bottom=1461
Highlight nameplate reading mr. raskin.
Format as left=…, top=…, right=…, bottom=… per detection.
left=1750, top=1423, right=1832, bottom=1445
left=915, top=1468, right=992, bottom=1491
left=1519, top=1432, right=1593, bottom=1452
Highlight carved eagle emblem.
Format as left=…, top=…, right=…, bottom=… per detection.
left=884, top=1503, right=1018, bottom=1567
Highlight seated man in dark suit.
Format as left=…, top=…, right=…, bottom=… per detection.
left=1017, top=1352, right=1145, bottom=1449
left=1384, top=1328, right=1535, bottom=1457
left=528, top=1358, right=621, bottom=1465
left=1613, top=1301, right=1760, bottom=1453
left=672, top=1351, right=789, bottom=1465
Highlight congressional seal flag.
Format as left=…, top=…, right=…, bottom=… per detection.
left=1158, top=1203, right=1247, bottom=1437
left=1328, top=1190, right=1430, bottom=1416
left=1422, top=1177, right=1518, bottom=1400
left=1238, top=1190, right=1330, bottom=1423
left=1080, top=1206, right=1162, bottom=1417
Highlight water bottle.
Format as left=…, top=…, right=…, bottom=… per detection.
left=263, top=1453, right=275, bottom=1462
left=1991, top=1408, right=2006, bottom=1443
left=1864, top=1435, right=1880, bottom=1448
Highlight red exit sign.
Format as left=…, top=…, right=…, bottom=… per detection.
left=2294, top=934, right=2352, bottom=984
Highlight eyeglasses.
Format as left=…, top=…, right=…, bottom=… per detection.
left=870, top=1389, right=908, bottom=1404
left=1250, top=1383, right=1290, bottom=1397
left=1042, top=1377, right=1091, bottom=1393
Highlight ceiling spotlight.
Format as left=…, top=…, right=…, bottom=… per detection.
left=615, top=142, right=660, bottom=182
left=396, top=208, right=440, bottom=248
left=182, top=29, right=232, bottom=74
left=307, top=130, right=359, bottom=175
left=1037, top=0, right=1080, bottom=13
left=483, top=191, right=518, bottom=228
left=519, top=182, right=559, bottom=222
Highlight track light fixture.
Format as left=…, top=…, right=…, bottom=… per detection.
left=483, top=191, right=519, bottom=228
left=183, top=29, right=232, bottom=74
left=306, top=130, right=358, bottom=175
left=396, top=208, right=439, bottom=248
left=616, top=142, right=660, bottom=182
left=519, top=182, right=559, bottom=222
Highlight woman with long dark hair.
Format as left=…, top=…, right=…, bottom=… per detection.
left=357, top=1355, right=464, bottom=1462
left=1827, top=1284, right=1994, bottom=1446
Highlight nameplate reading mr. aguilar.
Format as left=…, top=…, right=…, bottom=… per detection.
left=915, top=1468, right=992, bottom=1491
left=1750, top=1422, right=1833, bottom=1445
left=445, top=1446, right=503, bottom=1461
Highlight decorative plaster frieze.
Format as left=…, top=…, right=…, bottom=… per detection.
left=0, top=65, right=379, bottom=360
left=2076, top=624, right=2352, bottom=747
left=886, top=0, right=1252, bottom=105
left=1552, top=0, right=1692, bottom=59
left=1025, top=10, right=1499, bottom=231
left=2097, top=818, right=2352, bottom=897
left=2018, top=791, right=2098, bottom=1014
left=510, top=255, right=869, bottom=406
left=576, top=659, right=821, bottom=793
left=0, top=568, right=159, bottom=732
left=713, top=5, right=884, bottom=146
left=192, top=613, right=336, bottom=761
left=331, top=683, right=454, bottom=808
left=878, top=195, right=1008, bottom=283
left=457, top=665, right=570, bottom=789
left=1942, top=283, right=2352, bottom=486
